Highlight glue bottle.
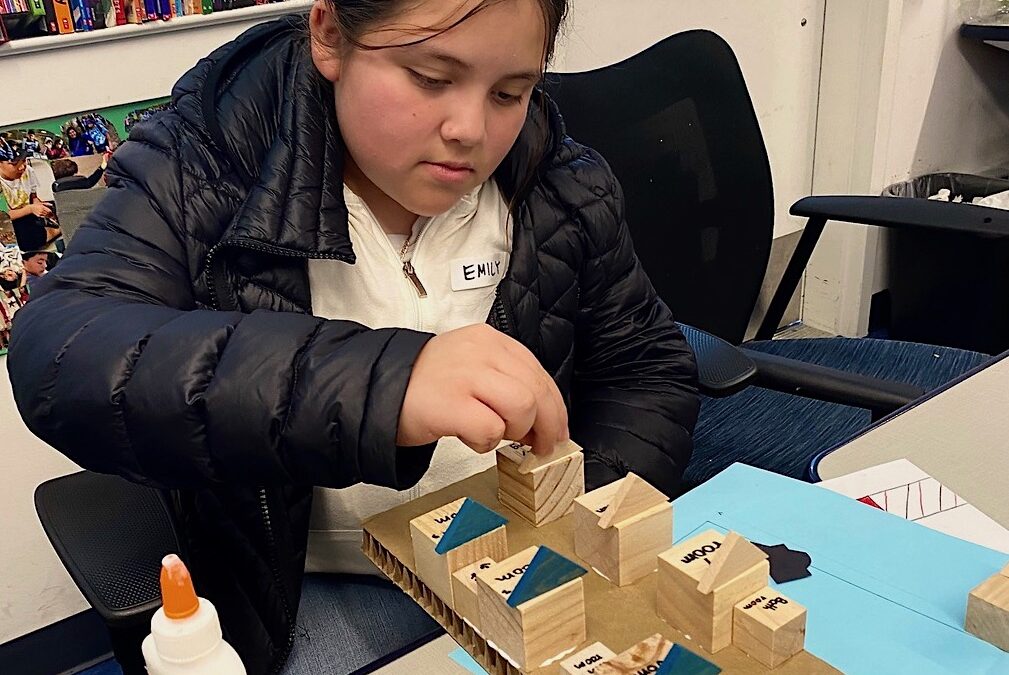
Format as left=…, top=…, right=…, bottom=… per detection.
left=142, top=554, right=246, bottom=675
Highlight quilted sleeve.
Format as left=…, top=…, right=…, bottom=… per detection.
left=7, top=114, right=435, bottom=491
left=570, top=152, right=700, bottom=497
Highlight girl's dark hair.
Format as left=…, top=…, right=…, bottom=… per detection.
left=326, top=0, right=568, bottom=66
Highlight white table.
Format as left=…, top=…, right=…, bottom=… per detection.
left=815, top=351, right=1009, bottom=528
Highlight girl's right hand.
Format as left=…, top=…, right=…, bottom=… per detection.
left=397, top=324, right=570, bottom=457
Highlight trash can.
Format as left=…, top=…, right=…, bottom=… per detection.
left=883, top=172, right=1009, bottom=355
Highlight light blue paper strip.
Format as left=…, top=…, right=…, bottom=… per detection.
left=673, top=464, right=1009, bottom=675
left=449, top=646, right=490, bottom=675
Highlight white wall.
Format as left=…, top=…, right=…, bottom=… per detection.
left=804, top=0, right=1009, bottom=335
left=0, top=359, right=86, bottom=643
left=0, top=1, right=312, bottom=128
left=553, top=0, right=826, bottom=240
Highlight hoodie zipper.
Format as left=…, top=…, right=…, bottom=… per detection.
left=205, top=237, right=353, bottom=674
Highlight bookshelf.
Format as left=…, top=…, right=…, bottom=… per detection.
left=0, top=0, right=311, bottom=127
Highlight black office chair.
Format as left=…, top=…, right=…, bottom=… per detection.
left=35, top=471, right=180, bottom=674
left=543, top=30, right=995, bottom=486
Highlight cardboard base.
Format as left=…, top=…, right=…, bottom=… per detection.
left=362, top=468, right=838, bottom=674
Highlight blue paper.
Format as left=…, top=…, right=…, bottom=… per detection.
left=673, top=464, right=1009, bottom=674
left=449, top=646, right=489, bottom=675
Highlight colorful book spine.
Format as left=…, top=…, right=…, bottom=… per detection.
left=200, top=0, right=210, bottom=13
left=142, top=0, right=155, bottom=20
left=157, top=0, right=169, bottom=19
left=51, top=0, right=73, bottom=32
left=110, top=0, right=123, bottom=23
left=28, top=0, right=44, bottom=15
left=69, top=0, right=89, bottom=29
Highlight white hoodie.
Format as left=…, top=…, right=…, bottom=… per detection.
left=304, top=180, right=512, bottom=574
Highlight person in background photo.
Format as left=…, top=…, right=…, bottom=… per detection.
left=51, top=153, right=110, bottom=192
left=83, top=117, right=110, bottom=153
left=0, top=132, right=14, bottom=162
left=22, top=132, right=42, bottom=157
left=0, top=246, right=28, bottom=354
left=66, top=127, right=94, bottom=157
left=45, top=137, right=69, bottom=160
left=0, top=149, right=60, bottom=252
left=21, top=250, right=49, bottom=285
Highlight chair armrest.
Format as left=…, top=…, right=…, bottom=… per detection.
left=34, top=471, right=180, bottom=628
left=743, top=348, right=926, bottom=418
left=790, top=195, right=1009, bottom=237
left=677, top=323, right=757, bottom=397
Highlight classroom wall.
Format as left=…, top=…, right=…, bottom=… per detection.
left=0, top=361, right=86, bottom=644
left=803, top=0, right=1009, bottom=335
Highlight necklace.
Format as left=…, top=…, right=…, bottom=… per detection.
left=398, top=226, right=427, bottom=298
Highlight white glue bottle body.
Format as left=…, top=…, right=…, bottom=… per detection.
left=142, top=554, right=246, bottom=675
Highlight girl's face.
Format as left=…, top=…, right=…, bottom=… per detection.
left=311, top=0, right=547, bottom=220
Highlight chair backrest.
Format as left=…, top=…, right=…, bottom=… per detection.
left=545, top=30, right=774, bottom=344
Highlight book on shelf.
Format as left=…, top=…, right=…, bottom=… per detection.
left=51, top=0, right=74, bottom=32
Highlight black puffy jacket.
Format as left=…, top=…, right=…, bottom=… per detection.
left=9, top=19, right=698, bottom=674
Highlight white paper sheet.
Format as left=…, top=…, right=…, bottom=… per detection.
left=818, top=458, right=1009, bottom=554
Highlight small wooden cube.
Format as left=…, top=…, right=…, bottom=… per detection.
left=410, top=498, right=508, bottom=608
left=496, top=441, right=584, bottom=527
left=592, top=633, right=671, bottom=675
left=966, top=564, right=1009, bottom=652
left=476, top=546, right=587, bottom=670
left=733, top=587, right=807, bottom=667
left=559, top=641, right=616, bottom=675
left=573, top=474, right=671, bottom=586
left=656, top=530, right=769, bottom=653
left=451, top=557, right=496, bottom=634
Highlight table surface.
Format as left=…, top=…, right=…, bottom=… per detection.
left=817, top=351, right=1009, bottom=528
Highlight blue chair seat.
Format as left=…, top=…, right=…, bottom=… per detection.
left=684, top=338, right=990, bottom=486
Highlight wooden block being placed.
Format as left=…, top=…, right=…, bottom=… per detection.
left=410, top=498, right=508, bottom=608
left=732, top=587, right=806, bottom=668
left=966, top=567, right=1009, bottom=652
left=593, top=633, right=671, bottom=674
left=496, top=440, right=584, bottom=527
left=573, top=474, right=672, bottom=585
left=656, top=529, right=769, bottom=653
left=476, top=546, right=587, bottom=670
left=452, top=557, right=496, bottom=634
left=559, top=641, right=616, bottom=675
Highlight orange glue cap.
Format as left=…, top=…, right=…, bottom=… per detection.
left=160, top=554, right=200, bottom=619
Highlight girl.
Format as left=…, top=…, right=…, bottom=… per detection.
left=9, top=1, right=699, bottom=673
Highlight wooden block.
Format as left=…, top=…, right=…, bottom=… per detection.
left=517, top=438, right=583, bottom=474
left=966, top=573, right=1009, bottom=652
left=410, top=498, right=508, bottom=608
left=596, top=472, right=668, bottom=529
left=656, top=529, right=769, bottom=653
left=732, top=587, right=806, bottom=668
left=452, top=557, right=496, bottom=634
left=559, top=641, right=616, bottom=675
left=496, top=441, right=584, bottom=527
left=696, top=532, right=768, bottom=594
left=476, top=546, right=587, bottom=670
left=593, top=633, right=671, bottom=675
left=574, top=477, right=672, bottom=586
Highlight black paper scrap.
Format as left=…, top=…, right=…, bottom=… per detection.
left=754, top=542, right=812, bottom=584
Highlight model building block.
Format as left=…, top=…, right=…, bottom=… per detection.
left=573, top=473, right=672, bottom=585
left=966, top=563, right=1009, bottom=652
left=496, top=440, right=584, bottom=527
left=559, top=641, right=616, bottom=675
left=410, top=497, right=508, bottom=608
left=732, top=587, right=807, bottom=668
left=657, top=530, right=769, bottom=653
left=593, top=633, right=671, bottom=675
left=452, top=557, right=496, bottom=634
left=476, top=546, right=587, bottom=671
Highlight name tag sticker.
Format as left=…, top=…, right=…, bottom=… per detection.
left=451, top=254, right=507, bottom=291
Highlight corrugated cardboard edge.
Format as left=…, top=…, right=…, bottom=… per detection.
left=363, top=530, right=521, bottom=675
